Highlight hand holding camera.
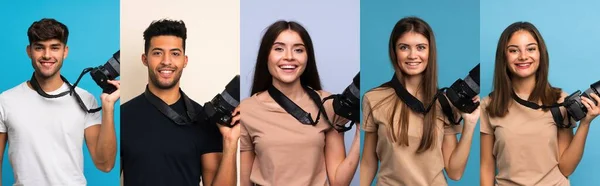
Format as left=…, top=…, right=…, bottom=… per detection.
left=564, top=80, right=600, bottom=122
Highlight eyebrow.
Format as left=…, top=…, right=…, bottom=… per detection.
left=151, top=48, right=183, bottom=52
left=397, top=43, right=428, bottom=46
left=273, top=42, right=305, bottom=47
left=32, top=43, right=63, bottom=47
left=507, top=43, right=538, bottom=48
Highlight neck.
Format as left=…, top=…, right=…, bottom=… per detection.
left=29, top=72, right=64, bottom=92
left=148, top=82, right=181, bottom=105
left=512, top=75, right=536, bottom=99
left=401, top=74, right=423, bottom=97
left=272, top=78, right=305, bottom=102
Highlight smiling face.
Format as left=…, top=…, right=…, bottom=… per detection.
left=395, top=31, right=429, bottom=76
left=505, top=30, right=540, bottom=79
left=267, top=29, right=308, bottom=85
left=27, top=39, right=68, bottom=79
left=143, top=35, right=188, bottom=90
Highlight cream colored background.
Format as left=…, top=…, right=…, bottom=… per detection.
left=121, top=0, right=240, bottom=103
left=120, top=0, right=240, bottom=185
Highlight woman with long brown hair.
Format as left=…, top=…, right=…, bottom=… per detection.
left=239, top=20, right=360, bottom=186
left=480, top=22, right=600, bottom=185
left=360, top=16, right=479, bottom=185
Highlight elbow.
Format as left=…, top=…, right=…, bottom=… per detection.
left=446, top=169, right=463, bottom=181
left=95, top=161, right=115, bottom=173
left=558, top=164, right=574, bottom=178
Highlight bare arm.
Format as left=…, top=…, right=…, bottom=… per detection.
left=443, top=96, right=479, bottom=180
left=360, top=131, right=378, bottom=186
left=85, top=80, right=119, bottom=172
left=240, top=151, right=254, bottom=186
left=480, top=133, right=495, bottom=186
left=324, top=125, right=360, bottom=186
left=208, top=108, right=240, bottom=186
left=557, top=93, right=599, bottom=176
left=0, top=133, right=6, bottom=185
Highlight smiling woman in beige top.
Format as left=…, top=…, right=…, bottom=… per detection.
left=480, top=22, right=600, bottom=186
left=360, top=17, right=480, bottom=186
left=239, top=20, right=360, bottom=186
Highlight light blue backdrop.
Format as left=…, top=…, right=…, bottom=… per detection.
left=0, top=1, right=120, bottom=185
left=481, top=0, right=600, bottom=184
left=360, top=0, right=480, bottom=185
left=241, top=0, right=360, bottom=185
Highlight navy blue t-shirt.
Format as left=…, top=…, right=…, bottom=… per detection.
left=121, top=93, right=223, bottom=186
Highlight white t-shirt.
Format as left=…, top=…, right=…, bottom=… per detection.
left=0, top=82, right=101, bottom=186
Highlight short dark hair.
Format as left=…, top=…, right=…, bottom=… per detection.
left=27, top=18, right=69, bottom=45
left=250, top=20, right=322, bottom=95
left=143, top=19, right=187, bottom=54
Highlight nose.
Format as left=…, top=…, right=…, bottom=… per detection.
left=160, top=54, right=172, bottom=65
left=42, top=49, right=51, bottom=60
left=518, top=51, right=527, bottom=61
left=283, top=49, right=293, bottom=61
left=408, top=50, right=418, bottom=60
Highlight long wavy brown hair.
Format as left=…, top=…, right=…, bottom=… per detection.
left=365, top=17, right=439, bottom=153
left=487, top=22, right=561, bottom=117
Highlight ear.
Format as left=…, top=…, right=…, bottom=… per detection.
left=141, top=53, right=148, bottom=67
left=183, top=55, right=188, bottom=68
left=63, top=45, right=69, bottom=59
left=26, top=45, right=31, bottom=58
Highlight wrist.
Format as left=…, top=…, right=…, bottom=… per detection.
left=102, top=103, right=114, bottom=111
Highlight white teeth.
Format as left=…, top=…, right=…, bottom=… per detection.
left=406, top=62, right=420, bottom=66
left=516, top=63, right=530, bottom=67
left=280, top=65, right=296, bottom=69
left=159, top=70, right=173, bottom=74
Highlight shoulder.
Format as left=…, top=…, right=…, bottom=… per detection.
left=122, top=93, right=147, bottom=110
left=363, top=87, right=394, bottom=103
left=0, top=82, right=29, bottom=100
left=73, top=86, right=94, bottom=99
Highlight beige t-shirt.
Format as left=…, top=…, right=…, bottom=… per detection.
left=240, top=90, right=344, bottom=186
left=362, top=87, right=462, bottom=186
left=480, top=93, right=574, bottom=186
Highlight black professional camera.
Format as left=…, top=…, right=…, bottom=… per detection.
left=90, top=51, right=120, bottom=93
left=332, top=72, right=360, bottom=122
left=204, top=75, right=240, bottom=127
left=563, top=80, right=600, bottom=121
left=445, top=63, right=480, bottom=113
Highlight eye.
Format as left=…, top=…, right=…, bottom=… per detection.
left=33, top=46, right=43, bottom=51
left=172, top=52, right=181, bottom=56
left=294, top=48, right=304, bottom=53
left=51, top=46, right=60, bottom=51
left=417, top=45, right=426, bottom=51
left=527, top=47, right=537, bottom=52
left=273, top=47, right=283, bottom=52
left=152, top=51, right=162, bottom=56
left=399, top=45, right=408, bottom=50
left=508, top=49, right=518, bottom=53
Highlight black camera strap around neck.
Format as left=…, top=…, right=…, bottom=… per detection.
left=510, top=91, right=572, bottom=128
left=144, top=86, right=198, bottom=125
left=29, top=73, right=102, bottom=113
left=389, top=74, right=437, bottom=114
left=268, top=85, right=324, bottom=125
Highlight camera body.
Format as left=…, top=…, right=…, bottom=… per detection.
left=204, top=75, right=240, bottom=127
left=445, top=64, right=480, bottom=113
left=90, top=51, right=120, bottom=94
left=564, top=80, right=600, bottom=121
left=332, top=73, right=360, bottom=122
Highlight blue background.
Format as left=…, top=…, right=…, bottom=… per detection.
left=481, top=0, right=600, bottom=184
left=0, top=1, right=120, bottom=185
left=241, top=0, right=360, bottom=185
left=360, top=0, right=480, bottom=185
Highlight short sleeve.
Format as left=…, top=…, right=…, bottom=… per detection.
left=200, top=117, right=224, bottom=154
left=361, top=94, right=377, bottom=132
left=83, top=92, right=101, bottom=129
left=480, top=98, right=494, bottom=134
left=0, top=97, right=6, bottom=132
left=240, top=119, right=253, bottom=151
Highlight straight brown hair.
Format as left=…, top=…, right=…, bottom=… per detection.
left=487, top=22, right=561, bottom=117
left=366, top=17, right=439, bottom=153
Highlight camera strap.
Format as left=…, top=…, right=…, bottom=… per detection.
left=143, top=86, right=200, bottom=126
left=389, top=74, right=438, bottom=114
left=29, top=73, right=102, bottom=113
left=437, top=88, right=463, bottom=125
left=321, top=94, right=356, bottom=132
left=510, top=92, right=573, bottom=128
left=268, top=85, right=325, bottom=126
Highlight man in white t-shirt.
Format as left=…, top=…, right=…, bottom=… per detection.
left=0, top=18, right=119, bottom=186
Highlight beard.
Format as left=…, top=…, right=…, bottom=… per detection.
left=148, top=68, right=183, bottom=90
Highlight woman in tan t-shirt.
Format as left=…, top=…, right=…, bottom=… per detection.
left=360, top=17, right=480, bottom=186
left=480, top=22, right=600, bottom=186
left=239, top=20, right=360, bottom=186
